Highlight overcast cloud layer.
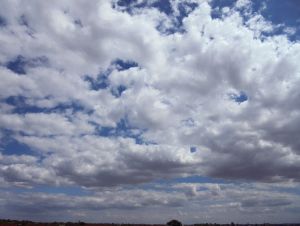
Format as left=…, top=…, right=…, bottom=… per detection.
left=0, top=0, right=300, bottom=223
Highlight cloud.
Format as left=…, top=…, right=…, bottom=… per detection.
left=3, top=136, right=201, bottom=187
left=0, top=0, right=300, bottom=222
left=0, top=0, right=299, bottom=187
left=1, top=182, right=300, bottom=223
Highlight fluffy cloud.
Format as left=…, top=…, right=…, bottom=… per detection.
left=1, top=0, right=300, bottom=186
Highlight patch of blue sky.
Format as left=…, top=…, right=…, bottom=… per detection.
left=33, top=185, right=92, bottom=196
left=5, top=96, right=45, bottom=114
left=84, top=73, right=110, bottom=90
left=190, top=146, right=197, bottom=153
left=6, top=55, right=49, bottom=75
left=210, top=0, right=235, bottom=19
left=4, top=95, right=86, bottom=115
left=111, top=85, right=127, bottom=98
left=229, top=91, right=248, bottom=104
left=211, top=0, right=299, bottom=41
left=0, top=15, right=6, bottom=27
left=115, top=0, right=172, bottom=15
left=151, top=0, right=173, bottom=15
left=211, top=0, right=264, bottom=21
left=177, top=2, right=198, bottom=18
left=158, top=2, right=198, bottom=35
left=115, top=0, right=135, bottom=7
left=211, top=0, right=235, bottom=9
left=0, top=185, right=91, bottom=196
left=261, top=1, right=300, bottom=30
left=51, top=101, right=87, bottom=114
left=259, top=0, right=300, bottom=41
left=0, top=136, right=35, bottom=156
left=113, top=58, right=138, bottom=71
left=85, top=59, right=138, bottom=91
left=113, top=0, right=147, bottom=14
left=98, top=118, right=148, bottom=144
left=115, top=1, right=198, bottom=35
left=6, top=55, right=27, bottom=74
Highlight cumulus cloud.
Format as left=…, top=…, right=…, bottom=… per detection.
left=0, top=0, right=300, bottom=222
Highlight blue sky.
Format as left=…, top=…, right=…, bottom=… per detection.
left=0, top=0, right=300, bottom=223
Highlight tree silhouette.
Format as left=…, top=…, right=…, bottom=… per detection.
left=167, top=219, right=182, bottom=226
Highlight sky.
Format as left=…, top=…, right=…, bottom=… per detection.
left=0, top=0, right=300, bottom=224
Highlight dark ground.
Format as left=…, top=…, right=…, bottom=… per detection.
left=0, top=220, right=300, bottom=226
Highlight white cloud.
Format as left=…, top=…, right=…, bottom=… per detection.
left=0, top=112, right=94, bottom=136
left=0, top=0, right=299, bottom=187
left=235, top=0, right=251, bottom=9
left=284, top=26, right=297, bottom=36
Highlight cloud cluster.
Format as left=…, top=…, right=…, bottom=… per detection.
left=0, top=0, right=300, bottom=222
left=1, top=182, right=300, bottom=223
